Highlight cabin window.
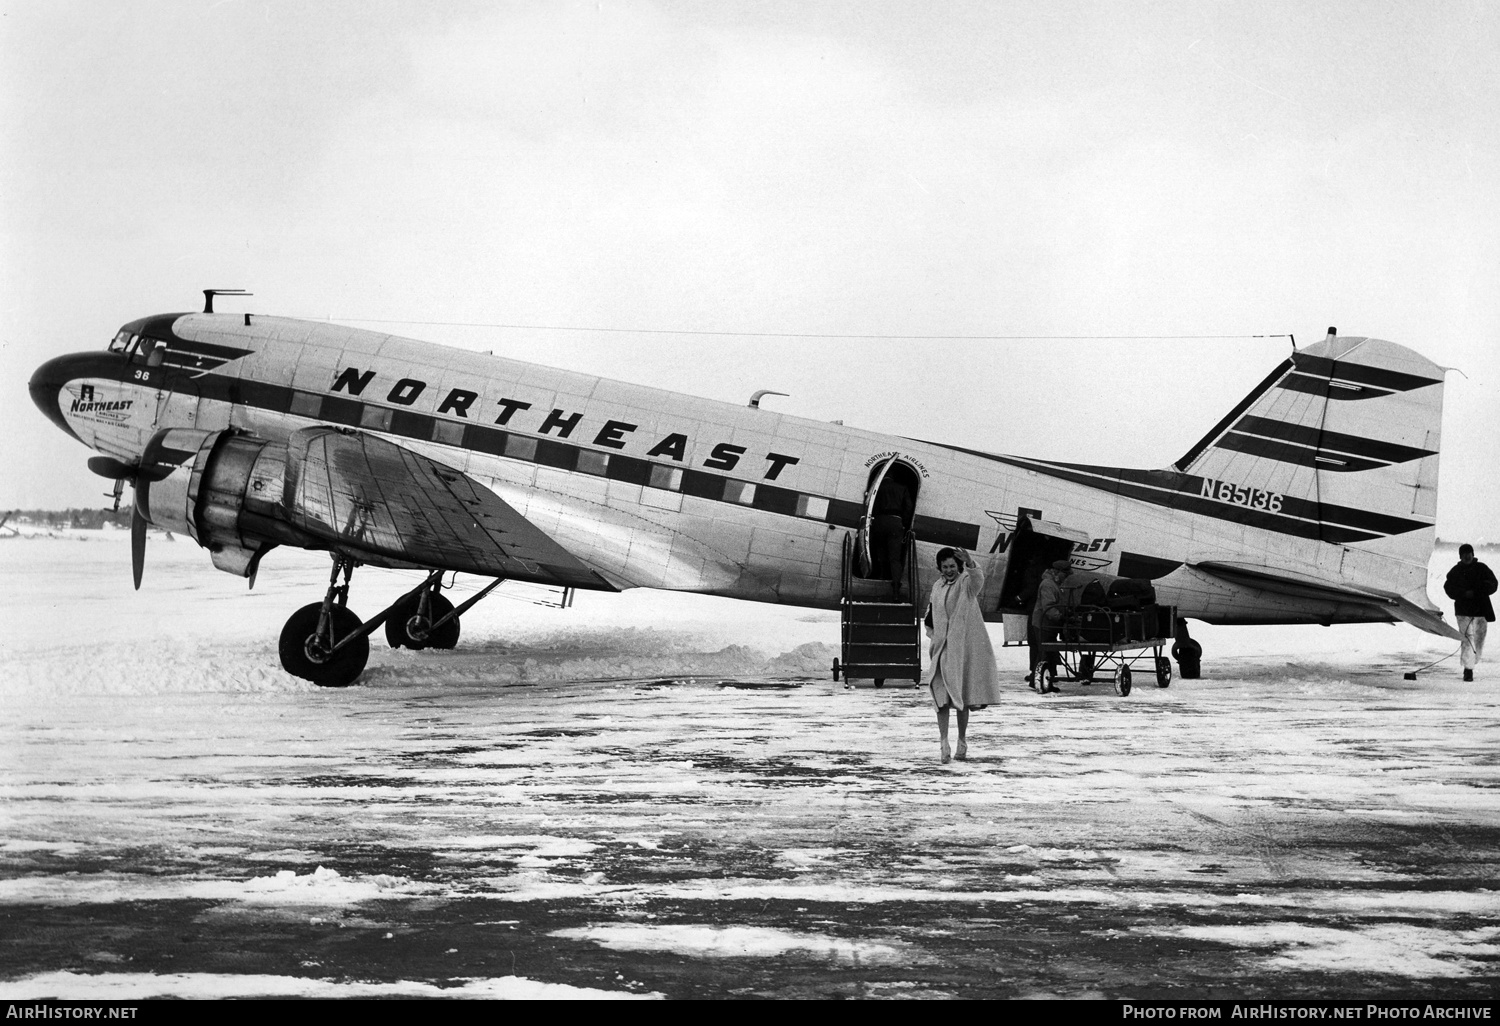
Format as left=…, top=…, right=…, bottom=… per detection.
left=506, top=436, right=538, bottom=461
left=360, top=407, right=393, bottom=431
left=577, top=450, right=610, bottom=476
left=431, top=420, right=464, bottom=446
left=797, top=495, right=829, bottom=519
left=648, top=465, right=683, bottom=491
left=290, top=392, right=322, bottom=417
left=725, top=481, right=756, bottom=505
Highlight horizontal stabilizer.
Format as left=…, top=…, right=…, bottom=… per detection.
left=1192, top=559, right=1459, bottom=639
left=1386, top=600, right=1462, bottom=640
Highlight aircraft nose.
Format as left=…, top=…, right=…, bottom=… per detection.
left=30, top=353, right=89, bottom=440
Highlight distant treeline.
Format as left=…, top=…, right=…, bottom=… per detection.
left=4, top=508, right=133, bottom=530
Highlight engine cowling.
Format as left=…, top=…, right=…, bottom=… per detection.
left=135, top=428, right=312, bottom=579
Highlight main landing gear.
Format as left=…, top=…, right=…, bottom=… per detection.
left=277, top=557, right=505, bottom=688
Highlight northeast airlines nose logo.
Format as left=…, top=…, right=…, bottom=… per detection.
left=69, top=383, right=135, bottom=423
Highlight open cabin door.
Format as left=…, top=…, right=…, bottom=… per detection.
left=855, top=457, right=918, bottom=579
left=832, top=457, right=922, bottom=686
left=995, top=513, right=1089, bottom=615
left=857, top=457, right=894, bottom=576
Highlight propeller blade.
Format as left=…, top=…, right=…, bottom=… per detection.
left=131, top=501, right=146, bottom=590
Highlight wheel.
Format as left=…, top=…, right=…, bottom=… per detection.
left=1115, top=664, right=1133, bottom=697
left=425, top=593, right=460, bottom=649
left=1172, top=638, right=1202, bottom=680
left=385, top=592, right=422, bottom=649
left=279, top=602, right=369, bottom=687
left=385, top=591, right=460, bottom=650
left=1155, top=655, right=1172, bottom=688
left=1033, top=660, right=1057, bottom=693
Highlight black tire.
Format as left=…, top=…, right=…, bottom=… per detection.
left=1155, top=655, right=1172, bottom=688
left=1172, top=638, right=1203, bottom=680
left=385, top=592, right=421, bottom=649
left=1115, top=664, right=1133, bottom=697
left=385, top=592, right=460, bottom=650
left=279, top=603, right=369, bottom=687
left=1033, top=660, right=1056, bottom=693
left=425, top=593, right=460, bottom=649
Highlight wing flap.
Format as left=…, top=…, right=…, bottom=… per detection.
left=282, top=426, right=612, bottom=589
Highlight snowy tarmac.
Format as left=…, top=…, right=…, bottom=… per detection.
left=2, top=534, right=1497, bottom=999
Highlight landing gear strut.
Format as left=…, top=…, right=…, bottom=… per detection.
left=276, top=560, right=506, bottom=687
left=386, top=579, right=459, bottom=650
left=279, top=557, right=369, bottom=688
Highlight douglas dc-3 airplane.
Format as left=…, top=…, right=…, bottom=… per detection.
left=30, top=291, right=1459, bottom=688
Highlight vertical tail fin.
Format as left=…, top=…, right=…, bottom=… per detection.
left=1176, top=329, right=1446, bottom=569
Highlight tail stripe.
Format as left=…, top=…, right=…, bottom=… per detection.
left=1219, top=414, right=1438, bottom=471
left=1278, top=373, right=1394, bottom=401
left=941, top=451, right=1430, bottom=543
left=1216, top=432, right=1389, bottom=473
left=1287, top=352, right=1443, bottom=393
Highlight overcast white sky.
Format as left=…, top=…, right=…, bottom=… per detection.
left=2, top=0, right=1496, bottom=539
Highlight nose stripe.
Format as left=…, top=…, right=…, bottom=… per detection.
left=29, top=352, right=129, bottom=443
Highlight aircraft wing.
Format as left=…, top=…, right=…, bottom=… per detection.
left=1191, top=560, right=1460, bottom=640
left=281, top=426, right=613, bottom=589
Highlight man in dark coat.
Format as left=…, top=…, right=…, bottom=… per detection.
left=1444, top=543, right=1497, bottom=682
left=869, top=474, right=915, bottom=600
left=1026, top=560, right=1070, bottom=693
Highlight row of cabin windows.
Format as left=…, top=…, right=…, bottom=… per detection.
left=282, top=389, right=830, bottom=520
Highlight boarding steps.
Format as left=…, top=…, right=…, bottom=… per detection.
left=832, top=531, right=922, bottom=686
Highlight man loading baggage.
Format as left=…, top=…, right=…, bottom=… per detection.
left=1027, top=559, right=1071, bottom=693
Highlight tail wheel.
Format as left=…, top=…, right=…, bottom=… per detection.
left=385, top=591, right=460, bottom=650
left=1155, top=656, right=1172, bottom=688
left=1115, top=664, right=1133, bottom=697
left=1172, top=638, right=1203, bottom=680
left=279, top=603, right=369, bottom=688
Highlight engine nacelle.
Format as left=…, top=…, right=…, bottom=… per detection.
left=136, top=428, right=311, bottom=579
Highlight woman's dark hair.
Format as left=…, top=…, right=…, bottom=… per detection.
left=935, top=547, right=960, bottom=567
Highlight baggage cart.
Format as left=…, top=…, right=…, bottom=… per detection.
left=1005, top=604, right=1178, bottom=697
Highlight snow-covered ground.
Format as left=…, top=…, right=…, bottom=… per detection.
left=1, top=533, right=1496, bottom=999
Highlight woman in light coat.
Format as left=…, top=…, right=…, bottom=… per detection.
left=923, top=547, right=1002, bottom=763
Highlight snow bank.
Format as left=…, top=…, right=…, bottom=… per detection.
left=0, top=970, right=658, bottom=999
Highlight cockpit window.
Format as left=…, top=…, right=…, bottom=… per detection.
left=108, top=329, right=134, bottom=353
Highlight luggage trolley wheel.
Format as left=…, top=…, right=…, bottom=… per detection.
left=1115, top=663, right=1132, bottom=697
left=1155, top=655, right=1172, bottom=688
left=1032, top=660, right=1056, bottom=694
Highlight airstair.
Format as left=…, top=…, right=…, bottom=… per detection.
left=832, top=531, right=922, bottom=686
